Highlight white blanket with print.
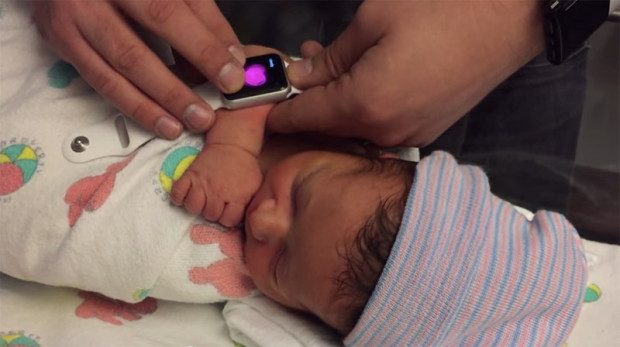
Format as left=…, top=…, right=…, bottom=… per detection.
left=0, top=0, right=252, bottom=303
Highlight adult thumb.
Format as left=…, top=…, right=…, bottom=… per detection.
left=286, top=18, right=379, bottom=89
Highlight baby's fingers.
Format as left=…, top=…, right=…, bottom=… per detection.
left=203, top=196, right=225, bottom=224
left=181, top=184, right=206, bottom=215
left=170, top=177, right=190, bottom=206
left=218, top=202, right=245, bottom=228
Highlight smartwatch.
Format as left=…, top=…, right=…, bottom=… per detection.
left=193, top=53, right=301, bottom=110
left=62, top=53, right=301, bottom=163
left=543, top=0, right=612, bottom=64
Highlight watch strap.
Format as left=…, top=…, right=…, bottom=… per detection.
left=544, top=0, right=610, bottom=64
left=193, top=82, right=225, bottom=110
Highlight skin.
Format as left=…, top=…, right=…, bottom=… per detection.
left=170, top=45, right=363, bottom=227
left=169, top=104, right=269, bottom=227
left=244, top=150, right=403, bottom=333
left=27, top=0, right=246, bottom=139
left=268, top=0, right=545, bottom=147
left=162, top=48, right=402, bottom=331
left=30, top=0, right=544, bottom=148
left=160, top=40, right=400, bottom=328
left=169, top=46, right=288, bottom=227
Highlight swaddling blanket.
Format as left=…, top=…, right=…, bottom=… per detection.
left=0, top=0, right=254, bottom=303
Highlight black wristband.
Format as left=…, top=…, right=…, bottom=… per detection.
left=543, top=0, right=610, bottom=64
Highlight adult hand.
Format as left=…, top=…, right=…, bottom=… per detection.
left=28, top=0, right=246, bottom=139
left=268, top=0, right=545, bottom=147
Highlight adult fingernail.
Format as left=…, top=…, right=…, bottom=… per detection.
left=155, top=116, right=182, bottom=139
left=219, top=62, right=245, bottom=93
left=229, top=45, right=246, bottom=65
left=183, top=104, right=213, bottom=131
left=288, top=58, right=313, bottom=81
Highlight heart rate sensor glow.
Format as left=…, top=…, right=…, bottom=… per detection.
left=245, top=64, right=267, bottom=86
left=221, top=53, right=294, bottom=108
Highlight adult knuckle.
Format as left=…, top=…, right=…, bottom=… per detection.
left=129, top=100, right=150, bottom=122
left=90, top=71, right=117, bottom=96
left=195, top=42, right=219, bottom=68
left=183, top=0, right=200, bottom=10
left=161, top=84, right=186, bottom=107
left=146, top=0, right=176, bottom=23
left=113, top=43, right=146, bottom=71
left=323, top=48, right=346, bottom=79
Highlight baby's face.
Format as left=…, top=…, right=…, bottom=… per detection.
left=244, top=150, right=400, bottom=333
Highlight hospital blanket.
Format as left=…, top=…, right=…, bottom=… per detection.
left=0, top=0, right=257, bottom=303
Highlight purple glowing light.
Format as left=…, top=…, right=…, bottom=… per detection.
left=244, top=64, right=267, bottom=87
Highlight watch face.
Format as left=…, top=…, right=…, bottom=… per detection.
left=222, top=53, right=289, bottom=101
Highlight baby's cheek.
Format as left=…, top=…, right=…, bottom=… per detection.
left=244, top=241, right=297, bottom=308
left=243, top=240, right=271, bottom=288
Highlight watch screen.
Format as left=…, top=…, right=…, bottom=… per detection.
left=222, top=53, right=289, bottom=101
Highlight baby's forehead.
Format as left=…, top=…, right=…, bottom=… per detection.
left=321, top=155, right=383, bottom=178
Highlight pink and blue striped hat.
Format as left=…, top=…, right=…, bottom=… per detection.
left=345, top=151, right=587, bottom=346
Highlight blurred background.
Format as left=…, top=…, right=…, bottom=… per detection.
left=569, top=20, right=619, bottom=244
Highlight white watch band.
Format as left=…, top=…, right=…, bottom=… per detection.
left=192, top=81, right=301, bottom=111
left=193, top=82, right=225, bottom=111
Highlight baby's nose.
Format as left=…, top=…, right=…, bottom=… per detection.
left=246, top=198, right=288, bottom=243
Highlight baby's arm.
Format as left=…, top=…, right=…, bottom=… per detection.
left=170, top=104, right=273, bottom=227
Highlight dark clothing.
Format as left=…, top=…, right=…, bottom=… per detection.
left=422, top=46, right=588, bottom=215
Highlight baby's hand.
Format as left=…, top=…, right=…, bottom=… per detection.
left=170, top=144, right=262, bottom=227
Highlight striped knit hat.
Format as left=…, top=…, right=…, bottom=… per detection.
left=345, top=151, right=587, bottom=346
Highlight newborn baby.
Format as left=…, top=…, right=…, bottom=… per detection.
left=0, top=50, right=586, bottom=346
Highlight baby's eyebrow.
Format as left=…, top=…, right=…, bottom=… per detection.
left=301, top=168, right=322, bottom=188
left=290, top=165, right=328, bottom=228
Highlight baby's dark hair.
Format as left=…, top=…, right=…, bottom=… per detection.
left=332, top=156, right=416, bottom=334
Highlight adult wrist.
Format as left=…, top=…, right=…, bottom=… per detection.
left=485, top=0, right=546, bottom=74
